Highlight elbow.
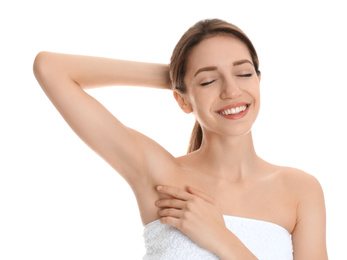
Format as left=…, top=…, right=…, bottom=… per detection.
left=33, top=52, right=81, bottom=89
left=33, top=52, right=77, bottom=87
left=33, top=51, right=51, bottom=81
left=33, top=51, right=64, bottom=89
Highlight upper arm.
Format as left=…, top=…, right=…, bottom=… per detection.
left=292, top=173, right=328, bottom=260
left=33, top=52, right=175, bottom=186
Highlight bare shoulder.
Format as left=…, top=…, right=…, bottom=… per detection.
left=274, top=166, right=327, bottom=258
left=268, top=164, right=325, bottom=218
left=278, top=166, right=326, bottom=217
left=276, top=166, right=324, bottom=197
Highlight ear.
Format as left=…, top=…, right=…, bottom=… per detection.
left=173, top=91, right=193, bottom=114
left=258, top=72, right=261, bottom=82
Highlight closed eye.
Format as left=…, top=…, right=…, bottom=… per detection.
left=238, top=73, right=253, bottom=77
left=201, top=80, right=216, bottom=86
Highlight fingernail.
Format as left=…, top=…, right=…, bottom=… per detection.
left=157, top=186, right=163, bottom=191
left=155, top=200, right=160, bottom=206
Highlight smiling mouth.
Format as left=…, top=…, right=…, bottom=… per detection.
left=217, top=104, right=249, bottom=115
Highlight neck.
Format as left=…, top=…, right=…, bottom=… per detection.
left=191, top=131, right=260, bottom=181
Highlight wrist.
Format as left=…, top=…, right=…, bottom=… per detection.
left=214, top=229, right=258, bottom=260
left=157, top=64, right=171, bottom=90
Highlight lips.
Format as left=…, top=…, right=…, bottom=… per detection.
left=216, top=102, right=250, bottom=113
left=215, top=102, right=251, bottom=120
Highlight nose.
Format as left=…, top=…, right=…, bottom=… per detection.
left=220, top=76, right=243, bottom=100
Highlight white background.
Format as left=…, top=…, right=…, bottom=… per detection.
left=1, top=0, right=346, bottom=259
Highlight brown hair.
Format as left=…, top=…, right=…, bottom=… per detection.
left=169, top=18, right=260, bottom=153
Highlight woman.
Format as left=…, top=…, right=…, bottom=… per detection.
left=33, top=19, right=328, bottom=259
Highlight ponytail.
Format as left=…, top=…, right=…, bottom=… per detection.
left=187, top=120, right=203, bottom=153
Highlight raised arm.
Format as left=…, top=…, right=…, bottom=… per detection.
left=33, top=52, right=171, bottom=90
left=33, top=52, right=175, bottom=187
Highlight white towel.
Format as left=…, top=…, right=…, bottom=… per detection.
left=143, top=215, right=293, bottom=260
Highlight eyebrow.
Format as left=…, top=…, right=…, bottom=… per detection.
left=193, top=59, right=254, bottom=77
left=193, top=66, right=217, bottom=77
left=233, top=59, right=253, bottom=67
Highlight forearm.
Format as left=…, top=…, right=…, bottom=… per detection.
left=33, top=51, right=171, bottom=90
left=214, top=229, right=258, bottom=260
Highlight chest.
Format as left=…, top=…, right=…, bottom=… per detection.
left=139, top=166, right=297, bottom=234
left=164, top=172, right=289, bottom=210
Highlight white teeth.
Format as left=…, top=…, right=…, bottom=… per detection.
left=220, top=105, right=247, bottom=115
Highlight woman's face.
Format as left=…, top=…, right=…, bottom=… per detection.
left=180, top=35, right=261, bottom=137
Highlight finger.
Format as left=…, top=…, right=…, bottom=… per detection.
left=155, top=198, right=185, bottom=209
left=187, top=186, right=216, bottom=204
left=158, top=208, right=182, bottom=219
left=159, top=216, right=180, bottom=229
left=157, top=185, right=192, bottom=200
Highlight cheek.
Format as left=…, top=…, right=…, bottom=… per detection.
left=246, top=79, right=260, bottom=100
left=254, top=85, right=260, bottom=104
left=189, top=88, right=212, bottom=111
left=189, top=90, right=217, bottom=124
left=250, top=85, right=261, bottom=115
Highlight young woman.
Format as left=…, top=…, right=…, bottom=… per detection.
left=33, top=19, right=328, bottom=259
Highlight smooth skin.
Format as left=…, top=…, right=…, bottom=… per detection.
left=33, top=35, right=328, bottom=259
